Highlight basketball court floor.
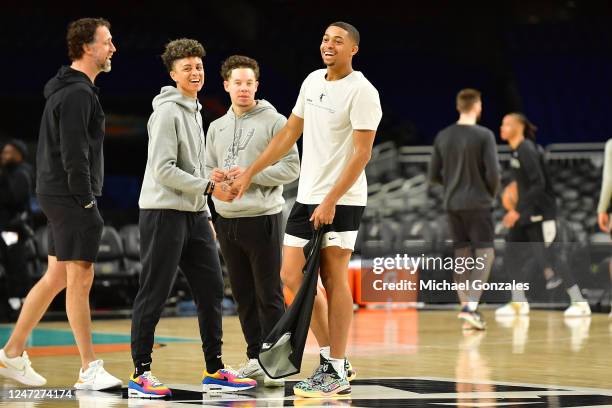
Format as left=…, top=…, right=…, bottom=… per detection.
left=0, top=308, right=610, bottom=407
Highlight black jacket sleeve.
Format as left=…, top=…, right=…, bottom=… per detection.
left=482, top=132, right=501, bottom=197
left=518, top=142, right=546, bottom=210
left=59, top=88, right=94, bottom=203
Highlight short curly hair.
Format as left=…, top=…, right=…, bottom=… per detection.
left=220, top=55, right=260, bottom=81
left=66, top=17, right=111, bottom=61
left=161, top=38, right=206, bottom=72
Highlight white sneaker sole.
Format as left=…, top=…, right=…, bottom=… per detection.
left=202, top=383, right=255, bottom=393
left=0, top=367, right=46, bottom=386
left=128, top=388, right=170, bottom=398
left=564, top=311, right=591, bottom=317
left=263, top=377, right=285, bottom=387
left=74, top=380, right=122, bottom=391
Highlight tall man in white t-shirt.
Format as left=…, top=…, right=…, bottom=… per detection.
left=233, top=21, right=382, bottom=398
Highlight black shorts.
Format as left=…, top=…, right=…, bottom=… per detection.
left=284, top=202, right=364, bottom=250
left=447, top=209, right=494, bottom=249
left=37, top=194, right=104, bottom=262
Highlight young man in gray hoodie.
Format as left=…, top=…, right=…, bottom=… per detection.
left=129, top=40, right=256, bottom=398
left=205, top=55, right=300, bottom=387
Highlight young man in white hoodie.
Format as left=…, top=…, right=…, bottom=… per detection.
left=128, top=39, right=256, bottom=398
left=205, top=55, right=300, bottom=387
left=233, top=22, right=382, bottom=398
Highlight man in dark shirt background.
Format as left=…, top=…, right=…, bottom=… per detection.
left=429, top=88, right=500, bottom=330
left=0, top=140, right=33, bottom=316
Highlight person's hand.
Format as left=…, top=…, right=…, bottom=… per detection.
left=598, top=212, right=610, bottom=233
left=210, top=168, right=227, bottom=183
left=309, top=198, right=336, bottom=229
left=209, top=219, right=217, bottom=240
left=212, top=182, right=237, bottom=202
left=502, top=210, right=520, bottom=229
left=232, top=169, right=253, bottom=199
left=226, top=166, right=245, bottom=183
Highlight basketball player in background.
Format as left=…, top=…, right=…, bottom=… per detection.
left=429, top=88, right=500, bottom=330
left=496, top=113, right=591, bottom=317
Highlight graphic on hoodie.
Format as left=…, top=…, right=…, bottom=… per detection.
left=223, top=128, right=255, bottom=169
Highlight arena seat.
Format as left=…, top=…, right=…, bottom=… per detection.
left=94, top=226, right=125, bottom=277
left=119, top=224, right=141, bottom=276
left=34, top=226, right=49, bottom=274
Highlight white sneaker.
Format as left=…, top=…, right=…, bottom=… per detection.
left=495, top=302, right=529, bottom=317
left=563, top=301, right=591, bottom=317
left=237, top=358, right=264, bottom=379
left=263, top=373, right=285, bottom=388
left=0, top=349, right=46, bottom=386
left=237, top=358, right=284, bottom=387
left=74, top=360, right=122, bottom=390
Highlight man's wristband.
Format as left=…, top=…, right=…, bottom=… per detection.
left=205, top=181, right=216, bottom=196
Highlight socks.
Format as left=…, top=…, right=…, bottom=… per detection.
left=511, top=289, right=528, bottom=303
left=566, top=285, right=585, bottom=302
left=319, top=346, right=330, bottom=361
left=328, top=357, right=346, bottom=378
left=134, top=361, right=151, bottom=377
left=467, top=301, right=479, bottom=312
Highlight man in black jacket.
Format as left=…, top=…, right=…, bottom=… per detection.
left=0, top=140, right=33, bottom=315
left=429, top=88, right=500, bottom=330
left=0, top=18, right=121, bottom=390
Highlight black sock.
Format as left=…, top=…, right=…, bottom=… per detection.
left=134, top=361, right=151, bottom=377
left=205, top=356, right=224, bottom=374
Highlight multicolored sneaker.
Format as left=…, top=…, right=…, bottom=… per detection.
left=458, top=306, right=486, bottom=330
left=128, top=371, right=171, bottom=398
left=202, top=366, right=257, bottom=393
left=293, top=362, right=351, bottom=398
left=294, top=354, right=356, bottom=392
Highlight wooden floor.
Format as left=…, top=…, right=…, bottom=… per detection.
left=0, top=308, right=611, bottom=407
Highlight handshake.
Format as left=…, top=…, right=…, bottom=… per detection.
left=208, top=166, right=250, bottom=202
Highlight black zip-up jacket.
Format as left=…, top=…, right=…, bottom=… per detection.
left=36, top=66, right=104, bottom=205
left=429, top=123, right=501, bottom=211
left=511, top=139, right=556, bottom=224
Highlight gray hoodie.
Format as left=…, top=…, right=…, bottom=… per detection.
left=206, top=100, right=300, bottom=218
left=139, top=86, right=210, bottom=214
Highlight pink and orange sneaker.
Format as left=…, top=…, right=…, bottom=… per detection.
left=202, top=366, right=256, bottom=393
left=128, top=371, right=172, bottom=398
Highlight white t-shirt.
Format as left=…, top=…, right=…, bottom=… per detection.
left=292, top=69, right=382, bottom=206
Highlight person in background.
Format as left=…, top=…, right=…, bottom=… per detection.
left=429, top=88, right=499, bottom=331
left=496, top=113, right=591, bottom=318
left=0, top=139, right=34, bottom=316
